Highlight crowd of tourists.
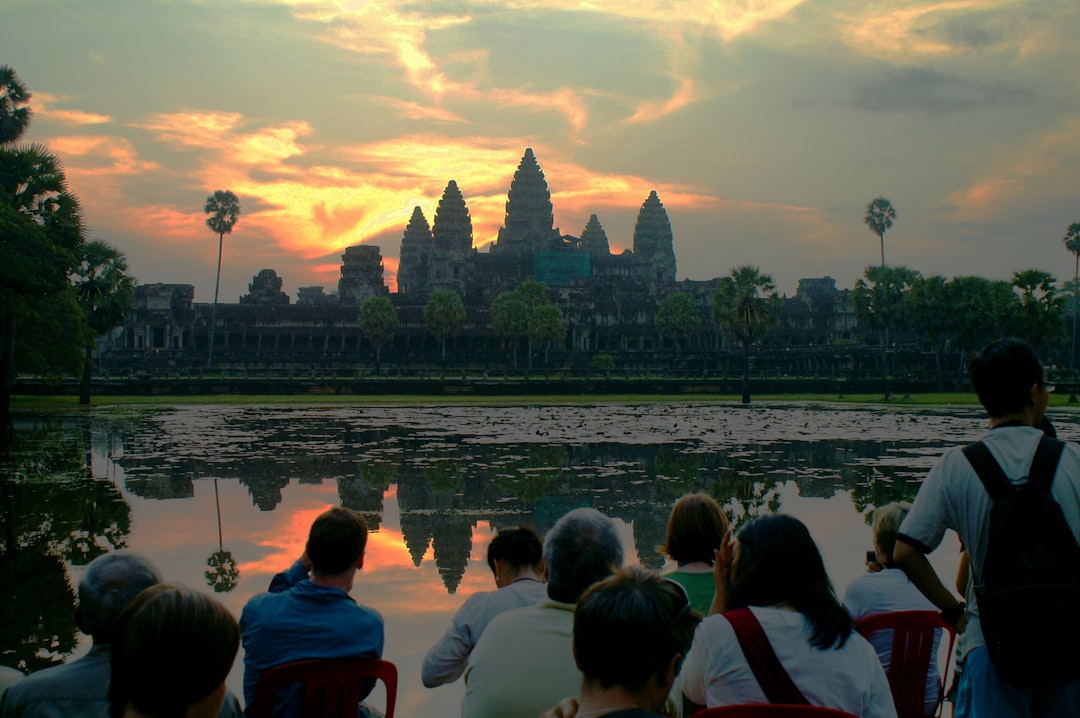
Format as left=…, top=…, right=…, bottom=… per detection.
left=1, top=336, right=1078, bottom=718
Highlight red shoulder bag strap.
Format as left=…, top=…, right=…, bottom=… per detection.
left=725, top=607, right=810, bottom=705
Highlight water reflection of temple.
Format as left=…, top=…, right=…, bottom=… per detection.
left=35, top=406, right=943, bottom=601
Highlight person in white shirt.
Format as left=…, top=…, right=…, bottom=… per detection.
left=844, top=502, right=939, bottom=714
left=421, top=526, right=546, bottom=687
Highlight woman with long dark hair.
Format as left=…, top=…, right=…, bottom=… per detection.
left=680, top=514, right=896, bottom=717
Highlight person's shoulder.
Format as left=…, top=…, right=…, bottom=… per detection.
left=351, top=601, right=384, bottom=626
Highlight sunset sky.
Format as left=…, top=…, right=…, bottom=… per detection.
left=6, top=0, right=1079, bottom=300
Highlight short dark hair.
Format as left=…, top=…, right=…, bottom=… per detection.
left=544, top=508, right=623, bottom=604
left=728, top=514, right=852, bottom=650
left=574, top=567, right=700, bottom=692
left=663, top=493, right=729, bottom=565
left=487, top=526, right=543, bottom=573
left=306, top=507, right=368, bottom=576
left=78, top=552, right=162, bottom=642
left=109, top=584, right=239, bottom=718
left=969, top=337, right=1044, bottom=418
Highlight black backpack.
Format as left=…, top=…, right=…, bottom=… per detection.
left=963, top=436, right=1080, bottom=684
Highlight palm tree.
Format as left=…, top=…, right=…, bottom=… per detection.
left=73, top=240, right=135, bottom=405
left=203, top=190, right=240, bottom=368
left=0, top=65, right=32, bottom=145
left=205, top=477, right=239, bottom=593
left=864, top=197, right=896, bottom=267
left=1064, top=223, right=1080, bottom=371
left=712, top=265, right=781, bottom=404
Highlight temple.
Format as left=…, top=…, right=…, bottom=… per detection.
left=109, top=147, right=854, bottom=371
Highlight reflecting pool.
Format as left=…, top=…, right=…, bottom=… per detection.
left=5, top=401, right=1074, bottom=717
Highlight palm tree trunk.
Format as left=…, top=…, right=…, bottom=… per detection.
left=741, top=342, right=751, bottom=404
left=208, top=232, right=223, bottom=368
left=879, top=231, right=885, bottom=267
left=79, top=344, right=93, bottom=405
left=214, top=478, right=224, bottom=551
left=375, top=345, right=381, bottom=375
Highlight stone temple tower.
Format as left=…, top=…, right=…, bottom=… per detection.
left=632, top=190, right=676, bottom=290
left=493, top=147, right=561, bottom=256
left=431, top=180, right=475, bottom=292
left=397, top=205, right=433, bottom=296
left=579, top=214, right=610, bottom=257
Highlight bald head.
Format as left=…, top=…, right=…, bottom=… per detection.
left=78, top=552, right=162, bottom=643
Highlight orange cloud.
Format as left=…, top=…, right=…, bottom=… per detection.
left=623, top=78, right=699, bottom=125
left=944, top=116, right=1080, bottom=222
left=49, top=135, right=158, bottom=177
left=32, top=92, right=112, bottom=125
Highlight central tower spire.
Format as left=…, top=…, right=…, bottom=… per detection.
left=493, top=147, right=560, bottom=256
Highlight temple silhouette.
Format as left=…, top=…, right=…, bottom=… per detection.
left=109, top=147, right=854, bottom=372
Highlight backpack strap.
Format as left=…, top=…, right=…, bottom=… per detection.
left=962, top=441, right=1012, bottom=499
left=1027, top=436, right=1065, bottom=492
left=963, top=436, right=1065, bottom=498
left=725, top=607, right=810, bottom=705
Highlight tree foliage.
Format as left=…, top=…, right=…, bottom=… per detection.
left=713, top=266, right=781, bottom=348
left=0, top=70, right=87, bottom=423
left=656, top=292, right=702, bottom=352
left=73, top=240, right=135, bottom=404
left=712, top=265, right=781, bottom=403
left=852, top=265, right=921, bottom=338
left=490, top=281, right=563, bottom=371
left=424, top=289, right=466, bottom=366
left=1064, top=223, right=1080, bottom=369
left=358, top=296, right=398, bottom=372
left=1010, top=268, right=1064, bottom=355
left=0, top=66, right=32, bottom=144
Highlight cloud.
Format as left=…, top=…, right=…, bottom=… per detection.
left=851, top=67, right=1032, bottom=115
left=942, top=116, right=1080, bottom=223
left=31, top=92, right=112, bottom=125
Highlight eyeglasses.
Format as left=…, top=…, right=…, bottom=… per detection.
left=1039, top=380, right=1056, bottom=393
left=665, top=578, right=693, bottom=619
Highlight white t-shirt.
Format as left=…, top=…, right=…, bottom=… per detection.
left=898, top=425, right=1080, bottom=656
left=680, top=606, right=896, bottom=718
left=844, top=568, right=940, bottom=712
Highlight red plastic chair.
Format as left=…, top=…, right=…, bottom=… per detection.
left=694, top=706, right=857, bottom=717
left=855, top=610, right=957, bottom=718
left=252, top=657, right=397, bottom=718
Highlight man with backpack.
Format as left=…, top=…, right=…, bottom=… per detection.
left=894, top=337, right=1080, bottom=717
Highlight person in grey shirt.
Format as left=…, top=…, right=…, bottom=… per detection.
left=0, top=552, right=241, bottom=718
left=422, top=526, right=546, bottom=687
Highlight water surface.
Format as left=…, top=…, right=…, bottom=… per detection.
left=6, top=401, right=1072, bottom=716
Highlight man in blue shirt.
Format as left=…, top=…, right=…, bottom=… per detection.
left=241, top=507, right=384, bottom=717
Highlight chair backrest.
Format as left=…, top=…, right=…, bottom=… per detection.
left=855, top=610, right=957, bottom=718
left=694, top=706, right=857, bottom=717
left=252, top=657, right=397, bottom=718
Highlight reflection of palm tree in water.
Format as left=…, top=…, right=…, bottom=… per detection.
left=205, top=477, right=239, bottom=593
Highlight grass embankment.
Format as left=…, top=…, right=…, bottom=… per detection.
left=9, top=392, right=1012, bottom=410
